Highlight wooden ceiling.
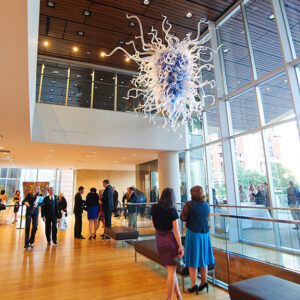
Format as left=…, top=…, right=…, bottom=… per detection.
left=38, top=0, right=238, bottom=70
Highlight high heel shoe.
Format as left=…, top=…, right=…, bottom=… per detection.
left=188, top=285, right=199, bottom=295
left=93, top=234, right=96, bottom=239
left=88, top=235, right=93, bottom=240
left=199, top=282, right=208, bottom=293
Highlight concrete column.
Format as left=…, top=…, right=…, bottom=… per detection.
left=158, top=151, right=180, bottom=204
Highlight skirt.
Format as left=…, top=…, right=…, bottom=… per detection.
left=156, top=229, right=178, bottom=266
left=184, top=228, right=215, bottom=268
left=87, top=206, right=99, bottom=220
left=14, top=203, right=20, bottom=213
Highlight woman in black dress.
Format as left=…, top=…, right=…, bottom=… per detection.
left=150, top=187, right=184, bottom=300
left=58, top=193, right=68, bottom=217
left=13, top=190, right=21, bottom=223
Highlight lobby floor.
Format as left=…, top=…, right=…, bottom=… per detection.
left=0, top=215, right=229, bottom=300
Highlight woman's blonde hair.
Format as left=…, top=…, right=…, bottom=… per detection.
left=29, top=183, right=38, bottom=195
left=190, top=185, right=206, bottom=202
left=58, top=193, right=64, bottom=200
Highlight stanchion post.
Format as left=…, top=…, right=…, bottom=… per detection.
left=16, top=204, right=24, bottom=229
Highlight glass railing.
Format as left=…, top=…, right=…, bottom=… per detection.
left=114, top=202, right=300, bottom=288
left=36, top=58, right=141, bottom=113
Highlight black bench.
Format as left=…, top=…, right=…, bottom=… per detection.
left=133, top=239, right=215, bottom=292
left=104, top=226, right=139, bottom=248
left=229, top=275, right=300, bottom=300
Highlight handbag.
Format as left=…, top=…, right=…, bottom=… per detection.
left=174, top=256, right=188, bottom=275
left=58, top=214, right=67, bottom=231
left=0, top=203, right=6, bottom=211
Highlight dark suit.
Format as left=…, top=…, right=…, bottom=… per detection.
left=113, top=190, right=119, bottom=215
left=73, top=192, right=84, bottom=238
left=150, top=189, right=158, bottom=203
left=42, top=195, right=60, bottom=243
left=102, top=185, right=114, bottom=228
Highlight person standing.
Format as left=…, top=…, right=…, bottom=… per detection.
left=248, top=184, right=255, bottom=202
left=41, top=187, right=60, bottom=246
left=73, top=186, right=85, bottom=239
left=150, top=186, right=159, bottom=203
left=253, top=186, right=263, bottom=205
left=102, top=180, right=113, bottom=230
left=85, top=187, right=100, bottom=240
left=151, top=187, right=184, bottom=300
left=113, top=186, right=119, bottom=217
left=22, top=184, right=42, bottom=251
left=287, top=181, right=300, bottom=229
left=127, top=187, right=138, bottom=230
left=262, top=182, right=271, bottom=215
left=239, top=185, right=248, bottom=203
left=181, top=186, right=215, bottom=295
left=13, top=190, right=21, bottom=223
left=58, top=193, right=68, bottom=217
left=0, top=190, right=8, bottom=204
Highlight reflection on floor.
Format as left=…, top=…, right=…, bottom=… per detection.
left=0, top=214, right=229, bottom=300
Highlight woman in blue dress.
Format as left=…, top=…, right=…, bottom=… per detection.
left=85, top=187, right=100, bottom=240
left=180, top=185, right=215, bottom=295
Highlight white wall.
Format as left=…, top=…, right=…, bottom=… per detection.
left=32, top=103, right=186, bottom=151
left=27, top=0, right=40, bottom=132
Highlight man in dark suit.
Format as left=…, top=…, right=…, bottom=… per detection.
left=42, top=187, right=60, bottom=246
left=127, top=187, right=139, bottom=230
left=73, top=186, right=85, bottom=239
left=150, top=186, right=158, bottom=203
left=113, top=186, right=119, bottom=217
left=102, top=180, right=113, bottom=230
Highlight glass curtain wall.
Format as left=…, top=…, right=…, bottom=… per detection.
left=185, top=0, right=300, bottom=255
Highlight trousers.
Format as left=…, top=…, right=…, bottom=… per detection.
left=104, top=209, right=112, bottom=228
left=74, top=213, right=82, bottom=237
left=128, top=212, right=137, bottom=230
left=45, top=217, right=58, bottom=243
left=24, top=208, right=39, bottom=247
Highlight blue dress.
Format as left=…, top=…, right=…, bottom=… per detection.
left=181, top=201, right=215, bottom=268
left=87, top=206, right=99, bottom=220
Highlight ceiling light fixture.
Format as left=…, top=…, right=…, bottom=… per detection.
left=83, top=10, right=91, bottom=16
left=118, top=40, right=125, bottom=45
left=100, top=51, right=106, bottom=57
left=86, top=51, right=91, bottom=55
left=142, top=0, right=151, bottom=5
left=77, top=31, right=85, bottom=36
left=122, top=157, right=126, bottom=160
left=129, top=21, right=136, bottom=27
left=125, top=57, right=130, bottom=62
left=43, top=41, right=49, bottom=47
left=100, top=78, right=104, bottom=81
left=73, top=46, right=79, bottom=52
left=186, top=12, right=193, bottom=19
left=268, top=14, right=275, bottom=20
left=132, top=153, right=136, bottom=156
left=46, top=1, right=55, bottom=8
left=223, top=48, right=229, bottom=53
left=284, top=79, right=288, bottom=83
left=49, top=149, right=54, bottom=152
left=114, top=161, right=118, bottom=163
left=76, top=74, right=82, bottom=78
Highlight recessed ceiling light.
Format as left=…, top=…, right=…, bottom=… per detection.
left=122, top=157, right=126, bottom=160
left=271, top=107, right=276, bottom=110
left=77, top=31, right=85, bottom=36
left=48, top=96, right=53, bottom=99
left=142, top=0, right=151, bottom=5
left=284, top=79, right=288, bottom=83
left=46, top=1, right=55, bottom=8
left=129, top=21, right=136, bottom=27
left=83, top=10, right=91, bottom=16
left=118, top=40, right=125, bottom=45
left=237, top=80, right=241, bottom=84
left=51, top=80, right=56, bottom=84
left=100, top=51, right=106, bottom=57
left=125, top=57, right=130, bottom=62
left=50, top=89, right=54, bottom=92
left=86, top=51, right=91, bottom=55
left=95, top=86, right=98, bottom=90
left=76, top=74, right=82, bottom=78
left=52, top=70, right=59, bottom=74
left=49, top=149, right=54, bottom=152
left=132, top=153, right=136, bottom=156
left=121, top=81, right=125, bottom=84
left=114, top=161, right=118, bottom=163
left=73, top=46, right=79, bottom=52
left=266, top=87, right=270, bottom=90
left=186, top=12, right=193, bottom=18
left=0, top=147, right=3, bottom=149
left=268, top=14, right=275, bottom=20
left=43, top=41, right=49, bottom=46
left=73, top=83, right=78, bottom=87
left=223, top=49, right=229, bottom=53
left=100, top=78, right=104, bottom=81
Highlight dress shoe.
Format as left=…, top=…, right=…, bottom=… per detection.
left=79, top=236, right=85, bottom=239
left=199, top=282, right=208, bottom=293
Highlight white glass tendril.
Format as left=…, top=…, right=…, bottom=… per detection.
left=104, top=14, right=217, bottom=133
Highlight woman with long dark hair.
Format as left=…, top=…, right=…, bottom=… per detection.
left=150, top=187, right=184, bottom=300
left=85, top=187, right=100, bottom=240
left=181, top=185, right=215, bottom=295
